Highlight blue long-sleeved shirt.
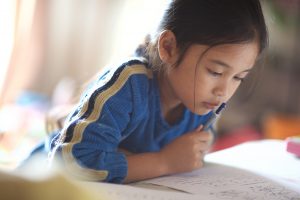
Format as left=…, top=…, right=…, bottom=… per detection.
left=50, top=57, right=212, bottom=183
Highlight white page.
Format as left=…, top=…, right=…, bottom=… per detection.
left=205, top=139, right=300, bottom=192
left=142, top=163, right=300, bottom=200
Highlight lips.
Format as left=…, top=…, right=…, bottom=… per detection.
left=203, top=102, right=220, bottom=110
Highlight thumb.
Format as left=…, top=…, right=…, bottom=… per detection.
left=196, top=125, right=203, bottom=132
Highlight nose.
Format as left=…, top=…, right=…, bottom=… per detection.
left=213, top=82, right=228, bottom=97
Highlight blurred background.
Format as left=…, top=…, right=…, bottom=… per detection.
left=0, top=0, right=299, bottom=169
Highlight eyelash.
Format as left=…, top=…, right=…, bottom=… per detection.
left=207, top=69, right=245, bottom=82
left=233, top=76, right=245, bottom=82
left=207, top=69, right=222, bottom=77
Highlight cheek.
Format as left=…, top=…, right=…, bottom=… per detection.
left=194, top=75, right=212, bottom=98
left=227, top=82, right=241, bottom=99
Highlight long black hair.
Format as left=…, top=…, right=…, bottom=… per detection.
left=136, top=0, right=268, bottom=69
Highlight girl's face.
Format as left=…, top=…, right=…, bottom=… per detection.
left=166, top=42, right=259, bottom=115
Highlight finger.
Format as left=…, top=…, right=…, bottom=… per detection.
left=196, top=125, right=203, bottom=132
left=194, top=142, right=210, bottom=152
left=198, top=131, right=212, bottom=142
left=198, top=142, right=210, bottom=152
left=193, top=143, right=208, bottom=154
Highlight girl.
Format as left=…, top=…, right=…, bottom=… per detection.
left=49, top=0, right=268, bottom=183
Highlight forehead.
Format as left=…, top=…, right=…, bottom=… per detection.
left=209, top=43, right=258, bottom=70
left=189, top=42, right=259, bottom=70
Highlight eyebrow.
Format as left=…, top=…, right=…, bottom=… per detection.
left=209, top=59, right=252, bottom=73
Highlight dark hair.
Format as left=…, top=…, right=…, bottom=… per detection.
left=136, top=0, right=268, bottom=69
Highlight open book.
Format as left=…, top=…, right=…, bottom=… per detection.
left=86, top=162, right=300, bottom=200
left=139, top=163, right=300, bottom=200
left=86, top=140, right=300, bottom=200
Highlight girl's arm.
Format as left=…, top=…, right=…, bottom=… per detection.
left=124, top=152, right=166, bottom=183
left=124, top=126, right=212, bottom=183
left=50, top=61, right=155, bottom=183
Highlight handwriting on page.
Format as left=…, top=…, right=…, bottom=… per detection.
left=143, top=163, right=300, bottom=200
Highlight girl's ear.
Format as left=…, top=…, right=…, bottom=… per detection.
left=158, top=30, right=178, bottom=65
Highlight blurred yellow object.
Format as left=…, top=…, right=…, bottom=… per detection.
left=0, top=171, right=110, bottom=200
left=263, top=114, right=300, bottom=139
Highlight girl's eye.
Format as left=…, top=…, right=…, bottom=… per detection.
left=233, top=76, right=245, bottom=82
left=207, top=69, right=222, bottom=77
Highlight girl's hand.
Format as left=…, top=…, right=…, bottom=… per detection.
left=158, top=125, right=212, bottom=175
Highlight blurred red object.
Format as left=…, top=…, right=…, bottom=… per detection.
left=211, top=126, right=262, bottom=152
left=286, top=136, right=300, bottom=157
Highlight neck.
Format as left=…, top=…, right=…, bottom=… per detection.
left=157, top=72, right=184, bottom=124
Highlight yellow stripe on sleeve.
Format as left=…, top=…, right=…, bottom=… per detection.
left=61, top=64, right=152, bottom=181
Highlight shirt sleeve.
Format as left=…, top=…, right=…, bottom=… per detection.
left=69, top=100, right=131, bottom=183
left=51, top=63, right=150, bottom=183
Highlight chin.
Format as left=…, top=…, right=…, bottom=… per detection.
left=192, top=107, right=211, bottom=115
